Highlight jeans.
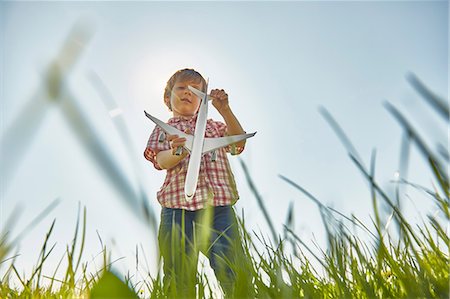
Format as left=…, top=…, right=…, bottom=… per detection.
left=158, top=205, right=240, bottom=297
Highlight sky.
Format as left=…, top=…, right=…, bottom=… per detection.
left=0, top=0, right=448, bottom=288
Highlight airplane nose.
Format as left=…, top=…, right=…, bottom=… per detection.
left=185, top=193, right=194, bottom=202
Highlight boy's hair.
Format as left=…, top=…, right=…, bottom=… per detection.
left=164, top=68, right=206, bottom=111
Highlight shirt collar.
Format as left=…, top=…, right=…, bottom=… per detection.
left=168, top=114, right=198, bottom=123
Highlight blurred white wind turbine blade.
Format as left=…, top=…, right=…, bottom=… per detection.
left=45, top=20, right=94, bottom=100
left=58, top=90, right=143, bottom=215
left=1, top=19, right=145, bottom=222
left=109, top=108, right=123, bottom=118
left=88, top=71, right=157, bottom=231
left=0, top=93, right=51, bottom=189
left=88, top=71, right=146, bottom=179
left=0, top=20, right=94, bottom=190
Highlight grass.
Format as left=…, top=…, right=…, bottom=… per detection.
left=1, top=75, right=448, bottom=298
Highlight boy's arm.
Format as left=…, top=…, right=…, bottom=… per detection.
left=156, top=149, right=188, bottom=169
left=211, top=89, right=246, bottom=149
left=219, top=108, right=246, bottom=149
left=156, top=134, right=189, bottom=169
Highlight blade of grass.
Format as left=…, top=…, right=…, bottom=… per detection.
left=406, top=72, right=449, bottom=122
left=239, top=158, right=277, bottom=244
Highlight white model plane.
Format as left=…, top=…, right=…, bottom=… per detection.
left=144, top=84, right=256, bottom=202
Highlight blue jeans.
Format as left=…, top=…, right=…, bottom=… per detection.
left=158, top=205, right=240, bottom=296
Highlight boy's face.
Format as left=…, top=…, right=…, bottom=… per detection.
left=166, top=80, right=203, bottom=118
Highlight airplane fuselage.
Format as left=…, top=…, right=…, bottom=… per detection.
left=184, top=88, right=209, bottom=201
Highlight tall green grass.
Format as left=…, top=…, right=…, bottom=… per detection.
left=1, top=75, right=448, bottom=298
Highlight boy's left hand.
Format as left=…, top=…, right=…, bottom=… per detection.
left=210, top=89, right=230, bottom=114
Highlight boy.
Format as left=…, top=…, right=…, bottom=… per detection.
left=144, top=69, right=249, bottom=297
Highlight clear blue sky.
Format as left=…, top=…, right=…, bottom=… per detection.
left=1, top=0, right=448, bottom=285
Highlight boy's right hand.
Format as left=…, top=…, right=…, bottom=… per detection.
left=166, top=128, right=191, bottom=156
left=167, top=134, right=186, bottom=155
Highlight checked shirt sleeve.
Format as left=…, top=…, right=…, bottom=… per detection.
left=214, top=121, right=245, bottom=156
left=144, top=126, right=171, bottom=170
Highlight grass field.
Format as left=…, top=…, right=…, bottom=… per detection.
left=1, top=75, right=448, bottom=298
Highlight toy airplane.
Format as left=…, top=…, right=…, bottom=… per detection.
left=144, top=84, right=256, bottom=202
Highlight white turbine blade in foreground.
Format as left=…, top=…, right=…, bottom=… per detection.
left=0, top=20, right=93, bottom=189
left=90, top=72, right=158, bottom=231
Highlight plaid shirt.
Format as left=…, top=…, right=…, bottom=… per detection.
left=144, top=115, right=244, bottom=210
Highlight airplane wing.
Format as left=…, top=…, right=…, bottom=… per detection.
left=144, top=111, right=194, bottom=152
left=188, top=86, right=213, bottom=101
left=202, top=132, right=256, bottom=154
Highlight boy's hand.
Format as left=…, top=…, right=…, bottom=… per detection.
left=210, top=89, right=230, bottom=114
left=167, top=134, right=185, bottom=155
left=166, top=128, right=191, bottom=156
